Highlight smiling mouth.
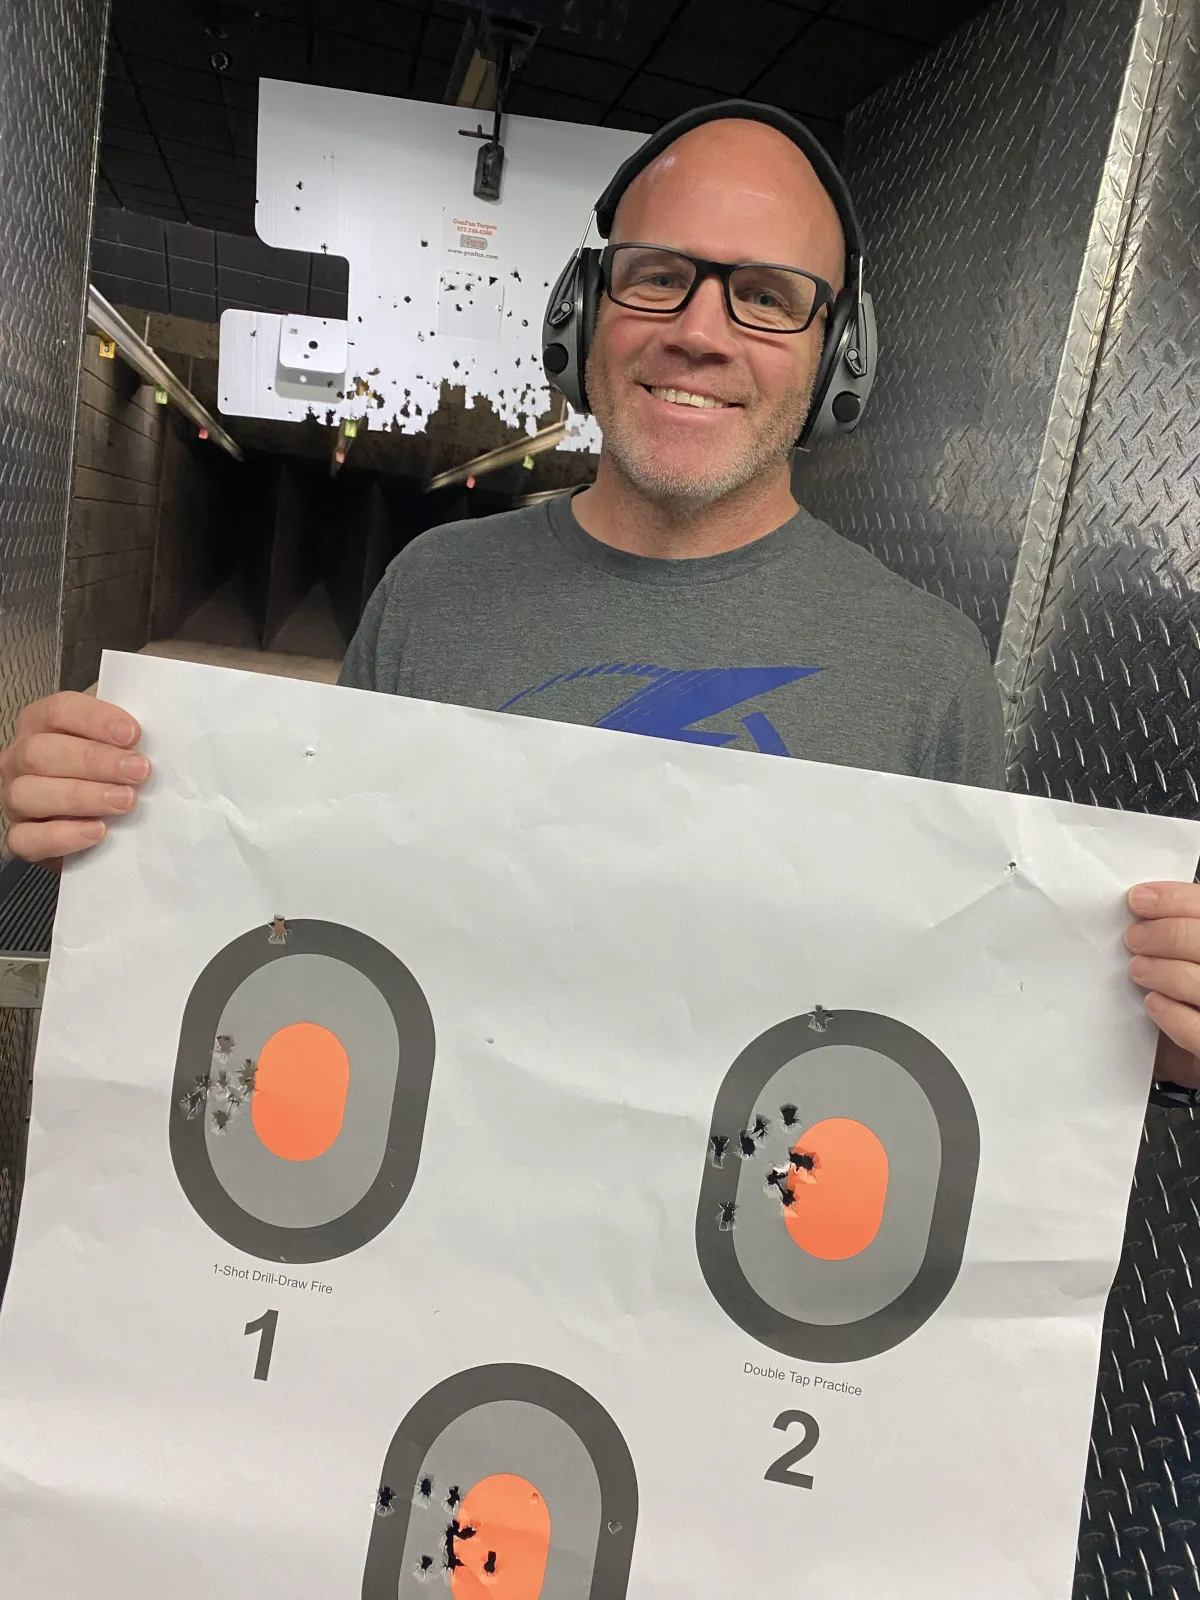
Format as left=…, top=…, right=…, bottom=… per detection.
left=644, top=384, right=741, bottom=410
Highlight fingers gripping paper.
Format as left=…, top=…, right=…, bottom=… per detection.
left=0, top=652, right=1196, bottom=1600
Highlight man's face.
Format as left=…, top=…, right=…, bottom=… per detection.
left=584, top=119, right=844, bottom=512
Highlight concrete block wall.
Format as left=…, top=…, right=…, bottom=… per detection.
left=60, top=336, right=166, bottom=691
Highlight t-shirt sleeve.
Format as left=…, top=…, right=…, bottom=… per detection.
left=919, top=643, right=1007, bottom=789
left=338, top=562, right=396, bottom=692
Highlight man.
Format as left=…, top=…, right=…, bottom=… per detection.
left=1, top=107, right=1198, bottom=1087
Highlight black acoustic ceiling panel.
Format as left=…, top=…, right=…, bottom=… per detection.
left=90, top=204, right=348, bottom=322
left=99, top=0, right=994, bottom=233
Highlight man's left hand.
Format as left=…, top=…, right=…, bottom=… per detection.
left=1127, top=882, right=1200, bottom=1089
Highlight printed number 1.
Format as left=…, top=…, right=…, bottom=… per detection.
left=244, top=1308, right=278, bottom=1381
left=764, top=1409, right=820, bottom=1490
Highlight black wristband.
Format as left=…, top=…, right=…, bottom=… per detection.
left=1150, top=1079, right=1200, bottom=1108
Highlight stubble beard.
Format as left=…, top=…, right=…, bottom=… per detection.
left=585, top=347, right=817, bottom=516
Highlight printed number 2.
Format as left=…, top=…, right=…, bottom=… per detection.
left=764, top=1409, right=820, bottom=1490
left=244, top=1308, right=278, bottom=1381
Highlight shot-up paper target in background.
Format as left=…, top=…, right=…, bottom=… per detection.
left=362, top=1364, right=638, bottom=1599
left=696, top=1009, right=979, bottom=1362
left=169, top=917, right=435, bottom=1263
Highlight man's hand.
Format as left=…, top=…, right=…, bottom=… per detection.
left=0, top=692, right=150, bottom=868
left=1127, top=882, right=1200, bottom=1090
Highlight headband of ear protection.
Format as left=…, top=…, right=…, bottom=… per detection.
left=541, top=98, right=876, bottom=448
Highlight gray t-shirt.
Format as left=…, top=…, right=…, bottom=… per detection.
left=340, top=491, right=1006, bottom=787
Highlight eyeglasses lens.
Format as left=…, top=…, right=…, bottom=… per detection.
left=608, top=246, right=817, bottom=331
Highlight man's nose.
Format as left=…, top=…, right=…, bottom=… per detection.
left=660, top=273, right=738, bottom=360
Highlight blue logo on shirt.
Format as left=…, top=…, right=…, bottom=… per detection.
left=499, top=664, right=821, bottom=756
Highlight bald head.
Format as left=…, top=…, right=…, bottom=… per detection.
left=610, top=117, right=845, bottom=293
left=583, top=115, right=847, bottom=520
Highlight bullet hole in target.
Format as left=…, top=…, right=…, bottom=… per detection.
left=696, top=1009, right=978, bottom=1362
left=169, top=920, right=435, bottom=1263
left=362, top=1365, right=638, bottom=1598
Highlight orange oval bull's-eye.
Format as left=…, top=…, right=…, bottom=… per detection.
left=784, top=1117, right=889, bottom=1260
left=450, top=1473, right=551, bottom=1600
left=251, top=1021, right=350, bottom=1161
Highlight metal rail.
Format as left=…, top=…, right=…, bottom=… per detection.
left=423, top=405, right=568, bottom=493
left=85, top=286, right=243, bottom=462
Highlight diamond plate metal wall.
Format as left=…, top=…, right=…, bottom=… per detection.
left=0, top=0, right=109, bottom=749
left=792, top=2, right=1200, bottom=1595
left=1080, top=1109, right=1200, bottom=1599
left=794, top=0, right=1143, bottom=658
left=0, top=0, right=109, bottom=1292
left=1010, top=10, right=1200, bottom=1591
left=1008, top=2, right=1199, bottom=817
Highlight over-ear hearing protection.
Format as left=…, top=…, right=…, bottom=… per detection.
left=541, top=99, right=876, bottom=449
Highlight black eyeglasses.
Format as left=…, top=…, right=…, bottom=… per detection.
left=600, top=242, right=834, bottom=334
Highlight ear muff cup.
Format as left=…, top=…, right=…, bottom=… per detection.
left=798, top=286, right=858, bottom=448
left=542, top=258, right=579, bottom=379
left=541, top=248, right=603, bottom=414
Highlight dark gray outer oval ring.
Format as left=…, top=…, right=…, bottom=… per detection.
left=695, top=1010, right=980, bottom=1363
left=362, top=1364, right=639, bottom=1600
left=168, top=919, right=436, bottom=1264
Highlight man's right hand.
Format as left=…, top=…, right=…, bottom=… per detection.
left=0, top=692, right=150, bottom=868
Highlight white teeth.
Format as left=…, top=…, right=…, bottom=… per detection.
left=649, top=386, right=730, bottom=409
